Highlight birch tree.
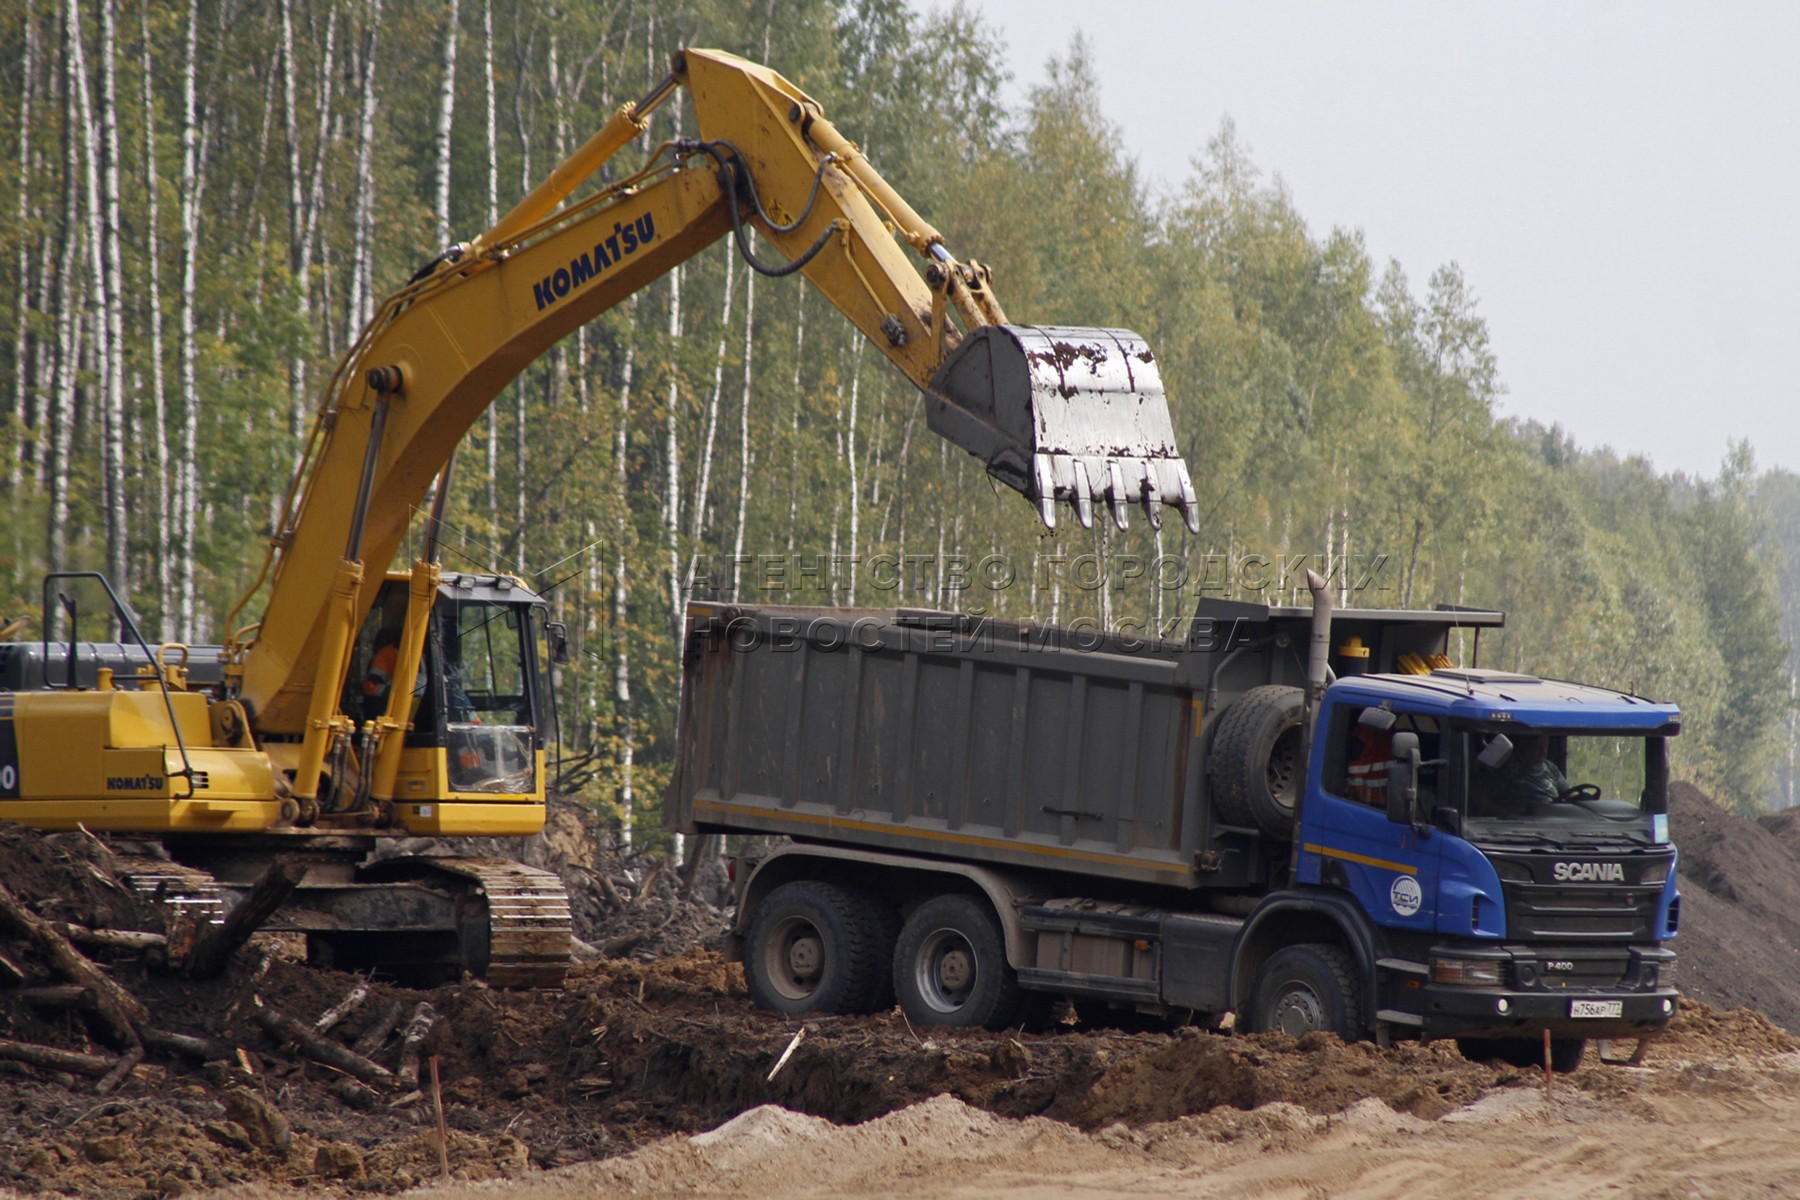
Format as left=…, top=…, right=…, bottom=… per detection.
left=140, top=3, right=173, bottom=624
left=690, top=249, right=734, bottom=542
left=10, top=0, right=40, bottom=499
left=344, top=0, right=382, bottom=342
left=433, top=0, right=460, bottom=247
left=68, top=0, right=122, bottom=585
left=97, top=0, right=128, bottom=590
left=47, top=0, right=85, bottom=576
left=175, top=0, right=203, bottom=637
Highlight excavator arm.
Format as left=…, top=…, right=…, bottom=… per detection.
left=232, top=49, right=1197, bottom=755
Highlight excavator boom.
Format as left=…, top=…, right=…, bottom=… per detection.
left=236, top=46, right=1196, bottom=751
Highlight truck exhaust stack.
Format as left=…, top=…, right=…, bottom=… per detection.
left=924, top=325, right=1199, bottom=533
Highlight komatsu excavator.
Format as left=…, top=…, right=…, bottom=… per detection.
left=0, top=50, right=1195, bottom=987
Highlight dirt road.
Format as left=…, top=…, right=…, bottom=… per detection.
left=353, top=1043, right=1800, bottom=1200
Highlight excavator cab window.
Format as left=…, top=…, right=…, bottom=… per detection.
left=411, top=589, right=540, bottom=794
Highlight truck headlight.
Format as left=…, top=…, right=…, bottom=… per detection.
left=1431, top=957, right=1507, bottom=986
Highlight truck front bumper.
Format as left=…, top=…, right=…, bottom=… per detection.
left=1418, top=982, right=1677, bottom=1040
left=1386, top=943, right=1677, bottom=1040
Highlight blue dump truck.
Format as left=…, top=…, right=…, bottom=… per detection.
left=669, top=579, right=1680, bottom=1070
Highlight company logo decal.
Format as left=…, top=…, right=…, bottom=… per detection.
left=531, top=214, right=658, bottom=311
left=1552, top=861, right=1625, bottom=883
left=1389, top=875, right=1423, bottom=917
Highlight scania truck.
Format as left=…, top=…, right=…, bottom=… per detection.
left=668, top=577, right=1680, bottom=1069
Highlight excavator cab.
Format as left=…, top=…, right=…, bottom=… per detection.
left=354, top=573, right=551, bottom=827
left=422, top=586, right=541, bottom=796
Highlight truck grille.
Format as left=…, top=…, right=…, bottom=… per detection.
left=1534, top=956, right=1628, bottom=989
left=1486, top=850, right=1671, bottom=941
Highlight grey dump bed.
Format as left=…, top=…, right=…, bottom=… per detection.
left=669, top=600, right=1503, bottom=891
left=670, top=605, right=1197, bottom=888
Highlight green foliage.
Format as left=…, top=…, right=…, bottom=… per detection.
left=0, top=0, right=1792, bottom=830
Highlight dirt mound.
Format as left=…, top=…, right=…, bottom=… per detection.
left=1067, top=1031, right=1497, bottom=1126
left=1667, top=782, right=1800, bottom=1029
left=10, top=926, right=1763, bottom=1200
left=4, top=784, right=1800, bottom=1198
left=0, top=824, right=164, bottom=934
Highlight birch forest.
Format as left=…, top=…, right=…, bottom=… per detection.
left=2, top=0, right=1795, bottom=834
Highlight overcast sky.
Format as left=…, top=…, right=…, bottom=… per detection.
left=956, top=0, right=1800, bottom=481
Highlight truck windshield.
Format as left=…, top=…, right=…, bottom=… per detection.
left=1458, top=727, right=1667, bottom=842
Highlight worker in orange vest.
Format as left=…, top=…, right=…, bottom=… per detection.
left=1344, top=723, right=1393, bottom=807
left=361, top=629, right=401, bottom=721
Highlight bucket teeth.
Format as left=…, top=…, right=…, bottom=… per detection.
left=1106, top=461, right=1129, bottom=531
left=1071, top=460, right=1095, bottom=530
left=925, top=324, right=1199, bottom=534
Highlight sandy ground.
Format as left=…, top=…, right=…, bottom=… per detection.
left=182, top=1045, right=1797, bottom=1200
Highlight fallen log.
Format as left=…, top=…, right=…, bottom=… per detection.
left=0, top=878, right=146, bottom=1046
left=395, top=1002, right=437, bottom=1089
left=184, top=857, right=306, bottom=979
left=253, top=1001, right=395, bottom=1088
left=18, top=985, right=97, bottom=1011
left=0, top=1037, right=112, bottom=1077
left=352, top=1000, right=406, bottom=1058
left=95, top=1046, right=145, bottom=1095
left=314, top=983, right=369, bottom=1035
left=140, top=1026, right=243, bottom=1063
left=599, top=930, right=646, bottom=958
left=52, top=923, right=169, bottom=953
left=332, top=1078, right=381, bottom=1110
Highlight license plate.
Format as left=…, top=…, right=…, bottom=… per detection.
left=1570, top=1000, right=1623, bottom=1019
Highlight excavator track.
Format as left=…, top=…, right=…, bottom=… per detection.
left=127, top=841, right=573, bottom=989
left=409, top=856, right=573, bottom=989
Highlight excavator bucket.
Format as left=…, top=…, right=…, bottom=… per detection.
left=925, top=325, right=1199, bottom=532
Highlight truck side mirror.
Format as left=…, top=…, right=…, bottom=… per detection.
left=544, top=620, right=570, bottom=665
left=1387, top=730, right=1420, bottom=825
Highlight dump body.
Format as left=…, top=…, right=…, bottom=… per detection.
left=671, top=605, right=1195, bottom=888
left=670, top=599, right=1506, bottom=893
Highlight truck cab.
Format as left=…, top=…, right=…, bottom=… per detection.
left=1297, top=670, right=1680, bottom=1044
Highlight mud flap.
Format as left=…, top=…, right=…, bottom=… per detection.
left=925, top=324, right=1198, bottom=532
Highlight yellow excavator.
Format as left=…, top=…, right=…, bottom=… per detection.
left=0, top=50, right=1194, bottom=987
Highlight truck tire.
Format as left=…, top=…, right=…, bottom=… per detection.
left=744, top=880, right=880, bottom=1016
left=1208, top=685, right=1305, bottom=838
left=854, top=887, right=903, bottom=1014
left=1249, top=943, right=1361, bottom=1040
left=894, top=894, right=1020, bottom=1030
left=1457, top=1036, right=1587, bottom=1075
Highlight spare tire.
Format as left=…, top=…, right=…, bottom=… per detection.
left=1207, top=684, right=1305, bottom=838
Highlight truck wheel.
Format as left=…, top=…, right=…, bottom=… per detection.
left=1249, top=943, right=1361, bottom=1040
left=852, top=887, right=903, bottom=1014
left=1208, top=685, right=1304, bottom=838
left=744, top=881, right=879, bottom=1015
left=894, top=894, right=1020, bottom=1030
left=1457, top=1036, right=1587, bottom=1074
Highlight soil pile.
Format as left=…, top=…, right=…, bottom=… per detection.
left=1667, top=782, right=1800, bottom=1029
left=1, top=781, right=1799, bottom=1198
